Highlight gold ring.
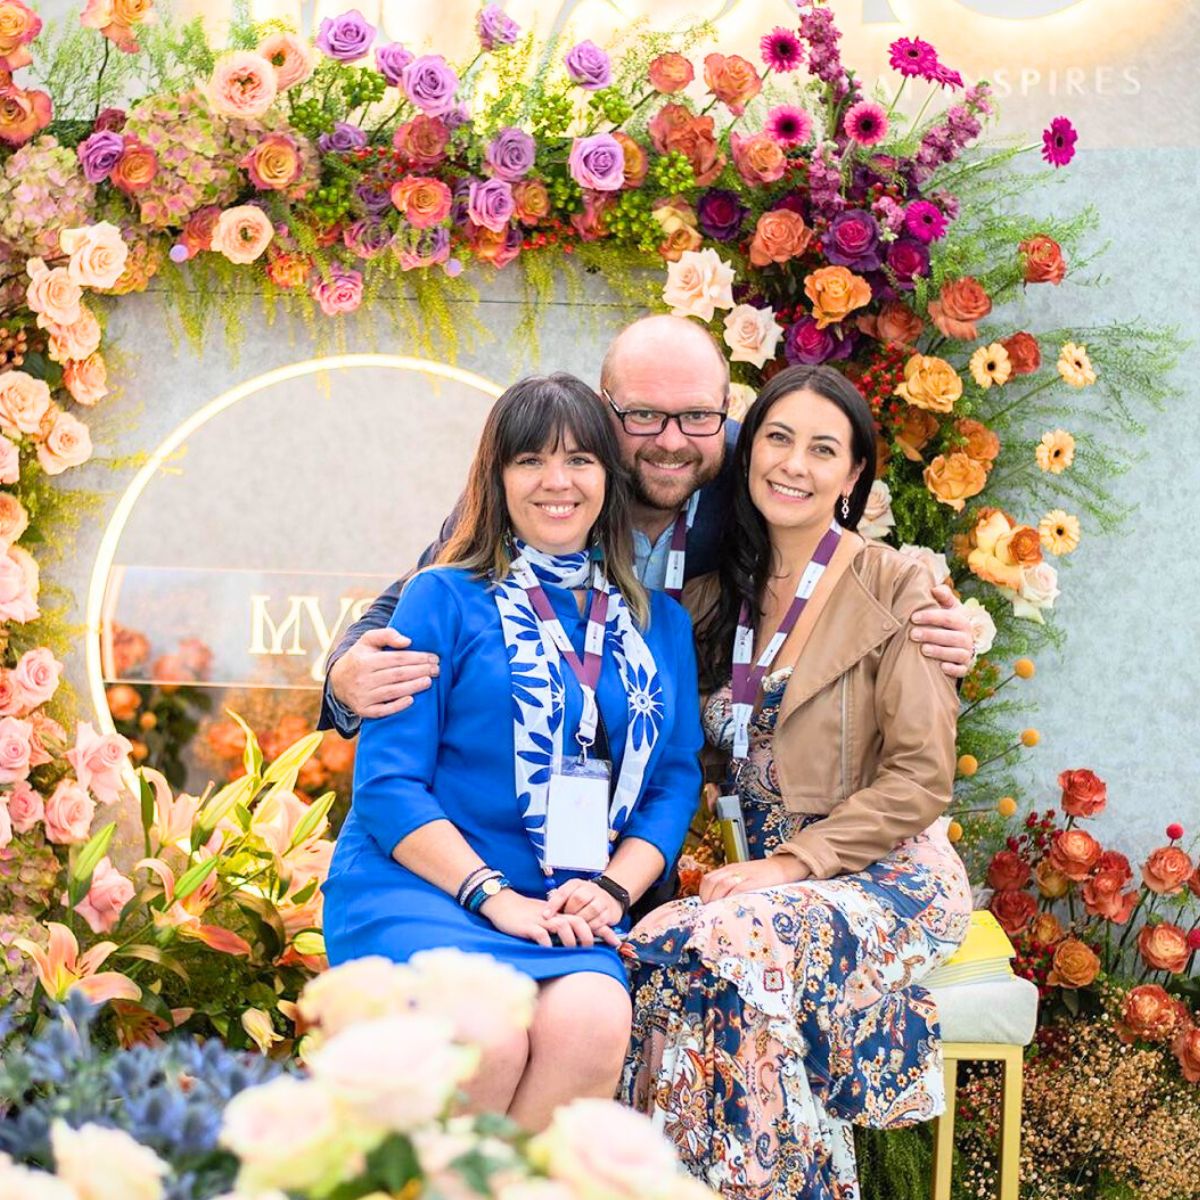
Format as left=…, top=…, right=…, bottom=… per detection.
left=729, top=874, right=744, bottom=884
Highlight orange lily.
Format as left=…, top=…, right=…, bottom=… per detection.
left=14, top=922, right=141, bottom=1004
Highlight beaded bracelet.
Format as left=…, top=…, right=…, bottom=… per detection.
left=455, top=865, right=493, bottom=907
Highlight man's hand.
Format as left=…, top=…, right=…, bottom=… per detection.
left=910, top=584, right=975, bottom=679
left=328, top=627, right=439, bottom=718
left=698, top=855, right=808, bottom=903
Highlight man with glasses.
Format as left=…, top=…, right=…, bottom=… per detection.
left=320, top=314, right=972, bottom=735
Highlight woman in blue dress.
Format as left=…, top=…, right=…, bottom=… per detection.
left=323, top=372, right=702, bottom=1131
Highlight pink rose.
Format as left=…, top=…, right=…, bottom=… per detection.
left=257, top=31, right=315, bottom=90
left=6, top=778, right=44, bottom=832
left=68, top=855, right=135, bottom=933
left=62, top=353, right=109, bottom=406
left=25, top=257, right=83, bottom=328
left=211, top=205, right=274, bottom=264
left=0, top=714, right=33, bottom=782
left=44, top=777, right=96, bottom=844
left=311, top=267, right=363, bottom=316
left=0, top=491, right=27, bottom=546
left=0, top=795, right=9, bottom=849
left=0, top=433, right=19, bottom=484
left=37, top=409, right=93, bottom=476
left=207, top=50, right=278, bottom=119
left=59, top=222, right=129, bottom=289
left=0, top=370, right=51, bottom=436
left=729, top=131, right=787, bottom=186
left=0, top=547, right=38, bottom=622
left=13, top=647, right=62, bottom=709
left=46, top=304, right=102, bottom=364
left=67, top=720, right=132, bottom=805
left=0, top=669, right=22, bottom=715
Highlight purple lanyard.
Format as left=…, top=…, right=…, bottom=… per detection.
left=662, top=492, right=700, bottom=600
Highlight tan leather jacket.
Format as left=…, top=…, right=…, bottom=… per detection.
left=686, top=540, right=959, bottom=879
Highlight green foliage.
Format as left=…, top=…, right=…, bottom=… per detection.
left=855, top=1127, right=932, bottom=1200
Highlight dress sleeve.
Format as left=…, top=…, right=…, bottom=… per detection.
left=350, top=569, right=463, bottom=858
left=621, top=600, right=704, bottom=874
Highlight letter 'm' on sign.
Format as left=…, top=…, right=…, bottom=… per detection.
left=249, top=594, right=308, bottom=656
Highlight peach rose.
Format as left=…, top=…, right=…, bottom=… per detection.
left=648, top=52, right=694, bottom=94
left=242, top=133, right=301, bottom=191
left=1047, top=828, right=1102, bottom=881
left=59, top=222, right=129, bottom=290
left=106, top=683, right=141, bottom=722
left=26, top=258, right=83, bottom=328
left=211, top=205, right=274, bottom=264
left=257, top=31, right=314, bottom=90
left=0, top=433, right=18, bottom=485
left=897, top=544, right=950, bottom=586
left=207, top=50, right=278, bottom=120
left=967, top=511, right=1023, bottom=590
left=12, top=647, right=60, bottom=709
left=29, top=710, right=64, bottom=768
left=1030, top=912, right=1065, bottom=945
left=894, top=353, right=962, bottom=413
left=69, top=854, right=135, bottom=934
left=1138, top=923, right=1189, bottom=974
left=0, top=491, right=27, bottom=546
left=111, top=139, right=158, bottom=194
left=1117, top=984, right=1185, bottom=1044
left=36, top=409, right=93, bottom=476
left=6, top=777, right=43, bottom=832
left=1047, top=937, right=1100, bottom=988
left=0, top=370, right=49, bottom=437
left=928, top=277, right=992, bottom=341
left=893, top=406, right=939, bottom=462
left=1002, top=331, right=1041, bottom=375
left=111, top=0, right=156, bottom=27
left=646, top=104, right=725, bottom=185
left=110, top=625, right=149, bottom=674
left=1081, top=870, right=1135, bottom=923
left=67, top=720, right=132, bottom=805
left=51, top=1120, right=168, bottom=1200
left=0, top=1, right=41, bottom=71
left=1097, top=849, right=1133, bottom=880
left=63, top=353, right=109, bottom=406
left=47, top=305, right=103, bottom=364
left=955, top=418, right=1000, bottom=465
left=1008, top=526, right=1043, bottom=567
left=1020, top=234, right=1066, bottom=284
left=393, top=115, right=450, bottom=167
left=390, top=175, right=452, bottom=229
left=0, top=79, right=52, bottom=146
left=651, top=197, right=701, bottom=262
left=612, top=132, right=648, bottom=189
left=805, top=265, right=871, bottom=330
left=986, top=849, right=1030, bottom=891
left=662, top=247, right=735, bottom=322
left=748, top=209, right=811, bottom=267
left=924, top=452, right=987, bottom=513
left=1058, top=768, right=1106, bottom=818
left=266, top=252, right=310, bottom=290
left=1035, top=858, right=1070, bottom=899
left=43, top=777, right=94, bottom=843
left=512, top=179, right=550, bottom=225
left=703, top=53, right=761, bottom=115
left=1142, top=846, right=1193, bottom=895
left=730, top=130, right=786, bottom=185
left=722, top=304, right=783, bottom=369
left=858, top=300, right=923, bottom=347
left=1174, top=1025, right=1200, bottom=1083
left=988, top=888, right=1036, bottom=935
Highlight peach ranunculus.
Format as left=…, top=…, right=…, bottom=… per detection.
left=257, top=31, right=315, bottom=90
left=47, top=304, right=103, bottom=364
left=1117, top=984, right=1185, bottom=1044
left=748, top=209, right=811, bottom=267
left=68, top=854, right=136, bottom=934
left=211, top=205, right=274, bottom=264
left=805, top=266, right=871, bottom=330
left=1058, top=768, right=1106, bottom=818
left=0, top=0, right=41, bottom=72
left=893, top=406, right=939, bottom=462
left=924, top=452, right=987, bottom=513
left=1142, top=845, right=1194, bottom=895
left=1020, top=234, right=1066, bottom=284
left=63, top=353, right=109, bottom=405
left=207, top=50, right=278, bottom=120
left=1138, top=922, right=1189, bottom=974
left=7, top=777, right=44, bottom=832
left=857, top=300, right=923, bottom=347
left=646, top=104, right=725, bottom=186
left=0, top=491, right=28, bottom=546
left=59, top=222, right=129, bottom=289
left=26, top=258, right=83, bottom=328
left=390, top=175, right=452, bottom=229
left=1175, top=1025, right=1200, bottom=1083
left=111, top=138, right=158, bottom=193
left=648, top=52, right=694, bottom=93
left=894, top=353, right=962, bottom=413
left=1047, top=828, right=1102, bottom=881
left=1035, top=858, right=1070, bottom=899
left=1081, top=869, right=1136, bottom=923
left=651, top=197, right=701, bottom=262
left=729, top=130, right=786, bottom=186
left=0, top=77, right=52, bottom=146
left=12, top=646, right=61, bottom=709
left=242, top=133, right=301, bottom=192
left=662, top=248, right=735, bottom=323
left=722, top=304, right=783, bottom=369
left=703, top=52, right=761, bottom=115
left=988, top=888, right=1037, bottom=936
left=36, top=409, right=93, bottom=476
left=1046, top=937, right=1100, bottom=989
left=955, top=417, right=1000, bottom=465
left=928, top=276, right=992, bottom=341
left=967, top=510, right=1023, bottom=590
left=43, top=777, right=95, bottom=843
left=0, top=546, right=38, bottom=622
left=67, top=720, right=132, bottom=805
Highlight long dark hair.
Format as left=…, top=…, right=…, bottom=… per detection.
left=436, top=372, right=649, bottom=624
left=695, top=364, right=876, bottom=690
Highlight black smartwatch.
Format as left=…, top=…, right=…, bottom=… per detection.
left=594, top=874, right=632, bottom=921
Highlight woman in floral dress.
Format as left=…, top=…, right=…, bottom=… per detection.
left=620, top=365, right=972, bottom=1199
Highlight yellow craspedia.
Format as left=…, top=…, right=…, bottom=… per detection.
left=948, top=820, right=964, bottom=843
left=997, top=795, right=1018, bottom=818
left=1014, top=658, right=1036, bottom=679
left=1021, top=728, right=1040, bottom=747
left=1039, top=509, right=1081, bottom=555
left=957, top=754, right=979, bottom=777
left=1035, top=429, right=1075, bottom=474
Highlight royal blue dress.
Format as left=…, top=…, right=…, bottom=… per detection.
left=322, top=566, right=703, bottom=986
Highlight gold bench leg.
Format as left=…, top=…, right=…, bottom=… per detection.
left=930, top=1052, right=957, bottom=1200
left=998, top=1045, right=1023, bottom=1200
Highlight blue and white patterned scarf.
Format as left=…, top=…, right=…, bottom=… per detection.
left=493, top=541, right=665, bottom=878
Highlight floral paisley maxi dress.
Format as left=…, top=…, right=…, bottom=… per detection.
left=620, top=671, right=972, bottom=1200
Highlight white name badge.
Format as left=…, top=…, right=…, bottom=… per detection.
left=544, top=757, right=611, bottom=873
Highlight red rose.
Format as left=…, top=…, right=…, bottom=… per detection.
left=989, top=888, right=1037, bottom=935
left=1001, top=331, right=1041, bottom=375
left=986, top=850, right=1031, bottom=892
left=1058, top=768, right=1106, bottom=818
left=1020, top=234, right=1066, bottom=284
left=1095, top=849, right=1132, bottom=882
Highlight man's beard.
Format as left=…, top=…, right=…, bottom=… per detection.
left=630, top=447, right=722, bottom=513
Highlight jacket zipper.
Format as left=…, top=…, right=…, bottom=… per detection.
left=840, top=674, right=850, bottom=801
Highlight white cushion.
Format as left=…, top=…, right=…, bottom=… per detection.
left=929, top=975, right=1039, bottom=1047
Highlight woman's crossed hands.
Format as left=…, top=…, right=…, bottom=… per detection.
left=480, top=880, right=623, bottom=949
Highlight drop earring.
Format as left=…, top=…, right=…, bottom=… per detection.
left=840, top=495, right=850, bottom=522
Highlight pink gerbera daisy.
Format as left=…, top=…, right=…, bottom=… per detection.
left=1042, top=116, right=1078, bottom=167
left=932, top=62, right=964, bottom=90
left=888, top=36, right=938, bottom=80
left=844, top=100, right=889, bottom=147
left=903, top=199, right=948, bottom=243
left=760, top=27, right=804, bottom=73
left=765, top=104, right=813, bottom=148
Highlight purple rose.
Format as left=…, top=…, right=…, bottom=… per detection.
left=886, top=237, right=930, bottom=290
left=444, top=102, right=472, bottom=132
left=451, top=179, right=473, bottom=228
left=77, top=130, right=125, bottom=183
left=568, top=133, right=624, bottom=192
left=477, top=3, right=520, bottom=51
left=402, top=55, right=460, bottom=117
left=375, top=42, right=413, bottom=87
left=697, top=189, right=748, bottom=242
left=343, top=217, right=394, bottom=260
left=315, top=8, right=376, bottom=62
left=784, top=318, right=855, bottom=365
left=822, top=209, right=882, bottom=272
left=467, top=177, right=515, bottom=232
left=564, top=40, right=611, bottom=90
left=394, top=225, right=451, bottom=271
left=355, top=178, right=394, bottom=215
left=318, top=122, right=367, bottom=154
left=485, top=127, right=536, bottom=182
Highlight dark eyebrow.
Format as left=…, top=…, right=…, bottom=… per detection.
left=764, top=420, right=793, bottom=434
left=812, top=433, right=843, bottom=445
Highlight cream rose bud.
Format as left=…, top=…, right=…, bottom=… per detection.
left=308, top=1013, right=478, bottom=1132
left=297, top=954, right=421, bottom=1035
left=406, top=947, right=537, bottom=1043
left=721, top=303, right=783, bottom=369
left=220, top=1075, right=381, bottom=1195
left=858, top=480, right=895, bottom=540
left=52, top=1120, right=169, bottom=1200
left=60, top=222, right=130, bottom=290
left=529, top=1099, right=682, bottom=1200
left=43, top=777, right=95, bottom=844
left=726, top=382, right=756, bottom=424
left=897, top=543, right=951, bottom=587
left=662, top=247, right=735, bottom=323
left=13, top=647, right=63, bottom=709
left=961, top=597, right=997, bottom=655
left=1010, top=561, right=1060, bottom=624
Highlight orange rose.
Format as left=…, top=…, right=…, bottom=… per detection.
left=105, top=683, right=141, bottom=722
left=955, top=418, right=1000, bottom=465
left=1048, top=828, right=1102, bottom=881
left=805, top=266, right=871, bottom=329
left=111, top=138, right=157, bottom=194
left=893, top=406, right=939, bottom=462
left=647, top=104, right=725, bottom=186
left=1035, top=858, right=1071, bottom=899
left=1096, top=849, right=1132, bottom=881
left=317, top=734, right=356, bottom=774
left=242, top=132, right=300, bottom=191
left=652, top=197, right=700, bottom=262
left=928, top=276, right=992, bottom=341
left=390, top=176, right=452, bottom=229
left=612, top=132, right=648, bottom=189
left=512, top=179, right=550, bottom=225
left=730, top=130, right=786, bottom=185
left=1117, top=984, right=1185, bottom=1044
left=648, top=52, right=694, bottom=94
left=1138, top=923, right=1190, bottom=974
left=1002, top=331, right=1041, bottom=376
left=986, top=850, right=1030, bottom=891
left=0, top=80, right=51, bottom=147
left=894, top=354, right=962, bottom=413
left=266, top=251, right=311, bottom=290
left=1081, top=870, right=1136, bottom=923
left=858, top=300, right=923, bottom=348
left=1142, top=846, right=1194, bottom=895
left=874, top=432, right=892, bottom=475
left=1030, top=912, right=1065, bottom=945
left=206, top=719, right=246, bottom=761
left=968, top=510, right=1023, bottom=590
left=703, top=52, right=761, bottom=115
left=1047, top=937, right=1100, bottom=988
left=1008, top=526, right=1043, bottom=567
left=1191, top=867, right=1200, bottom=898
left=1020, top=234, right=1066, bottom=284
left=392, top=115, right=449, bottom=167
left=1174, top=1025, right=1200, bottom=1083
left=924, top=452, right=987, bottom=513
left=748, top=209, right=811, bottom=267
left=989, top=888, right=1037, bottom=935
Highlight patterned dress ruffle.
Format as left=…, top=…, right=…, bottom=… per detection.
left=620, top=672, right=972, bottom=1200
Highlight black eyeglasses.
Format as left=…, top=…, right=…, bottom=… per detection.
left=603, top=390, right=728, bottom=438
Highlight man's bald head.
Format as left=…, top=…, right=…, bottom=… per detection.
left=600, top=314, right=730, bottom=398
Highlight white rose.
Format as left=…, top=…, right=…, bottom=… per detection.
left=858, top=480, right=895, bottom=541
left=406, top=947, right=537, bottom=1044
left=721, top=303, right=783, bottom=368
left=897, top=543, right=950, bottom=587
left=726, top=382, right=756, bottom=424
left=297, top=954, right=419, bottom=1037
left=51, top=1121, right=169, bottom=1200
left=1009, top=561, right=1059, bottom=624
left=662, top=248, right=735, bottom=322
left=961, top=597, right=996, bottom=655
